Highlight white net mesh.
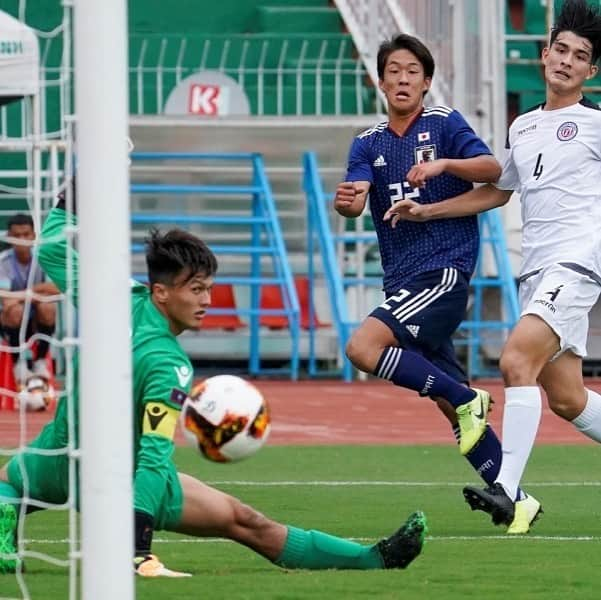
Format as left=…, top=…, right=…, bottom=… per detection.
left=0, top=147, right=78, bottom=600
left=0, top=2, right=77, bottom=598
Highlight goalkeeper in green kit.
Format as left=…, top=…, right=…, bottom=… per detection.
left=0, top=182, right=427, bottom=577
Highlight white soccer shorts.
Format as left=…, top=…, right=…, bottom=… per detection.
left=519, top=263, right=601, bottom=358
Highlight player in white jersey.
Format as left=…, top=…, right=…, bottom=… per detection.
left=382, top=0, right=601, bottom=533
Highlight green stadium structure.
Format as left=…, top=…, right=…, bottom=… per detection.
left=2, top=0, right=373, bottom=120
left=506, top=0, right=601, bottom=108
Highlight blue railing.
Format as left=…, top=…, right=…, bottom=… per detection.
left=130, top=152, right=300, bottom=379
left=303, top=152, right=354, bottom=380
left=458, top=211, right=520, bottom=376
left=303, top=151, right=519, bottom=380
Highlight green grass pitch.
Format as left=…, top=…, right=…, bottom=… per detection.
left=2, top=444, right=601, bottom=599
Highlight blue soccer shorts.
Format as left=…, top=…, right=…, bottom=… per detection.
left=370, top=267, right=469, bottom=384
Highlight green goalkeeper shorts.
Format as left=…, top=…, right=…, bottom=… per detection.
left=6, top=422, right=73, bottom=507
left=151, top=461, right=184, bottom=531
left=7, top=425, right=183, bottom=530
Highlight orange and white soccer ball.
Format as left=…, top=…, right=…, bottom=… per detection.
left=181, top=375, right=271, bottom=462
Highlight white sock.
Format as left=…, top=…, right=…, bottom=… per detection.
left=496, top=386, right=542, bottom=501
left=572, top=389, right=601, bottom=443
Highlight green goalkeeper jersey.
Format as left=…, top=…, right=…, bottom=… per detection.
left=37, top=207, right=193, bottom=520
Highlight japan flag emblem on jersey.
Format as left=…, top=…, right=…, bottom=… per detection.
left=418, top=131, right=430, bottom=142
left=557, top=121, right=578, bottom=141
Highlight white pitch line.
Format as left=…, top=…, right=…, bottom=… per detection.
left=149, top=535, right=601, bottom=543
left=25, top=535, right=601, bottom=545
left=204, top=480, right=601, bottom=487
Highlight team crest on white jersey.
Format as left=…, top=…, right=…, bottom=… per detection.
left=557, top=121, right=578, bottom=141
left=415, top=144, right=436, bottom=164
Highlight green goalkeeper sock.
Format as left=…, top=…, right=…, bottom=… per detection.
left=274, top=526, right=383, bottom=570
left=0, top=481, right=20, bottom=505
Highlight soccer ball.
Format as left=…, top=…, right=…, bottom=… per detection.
left=16, top=375, right=56, bottom=411
left=181, top=375, right=271, bottom=462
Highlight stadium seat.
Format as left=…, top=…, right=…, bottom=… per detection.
left=524, top=0, right=547, bottom=35
left=0, top=348, right=17, bottom=410
left=507, top=0, right=524, bottom=33
left=505, top=1, right=545, bottom=96
left=506, top=41, right=545, bottom=93
left=259, top=276, right=329, bottom=330
left=202, top=284, right=246, bottom=330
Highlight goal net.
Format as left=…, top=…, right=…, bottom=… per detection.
left=0, top=2, right=132, bottom=599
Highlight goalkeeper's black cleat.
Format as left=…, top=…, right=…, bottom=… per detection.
left=463, top=483, right=515, bottom=526
left=0, top=503, right=18, bottom=574
left=377, top=510, right=427, bottom=569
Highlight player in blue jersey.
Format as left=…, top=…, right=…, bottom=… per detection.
left=384, top=0, right=601, bottom=535
left=335, top=33, right=538, bottom=534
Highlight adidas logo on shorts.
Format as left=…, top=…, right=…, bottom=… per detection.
left=406, top=324, right=420, bottom=338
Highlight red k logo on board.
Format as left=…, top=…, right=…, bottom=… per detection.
left=188, top=84, right=221, bottom=115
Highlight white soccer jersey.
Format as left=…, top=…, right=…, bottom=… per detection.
left=496, top=98, right=601, bottom=281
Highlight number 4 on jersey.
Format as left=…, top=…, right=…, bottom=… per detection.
left=533, top=153, right=543, bottom=180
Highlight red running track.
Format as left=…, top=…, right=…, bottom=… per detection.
left=0, top=379, right=597, bottom=447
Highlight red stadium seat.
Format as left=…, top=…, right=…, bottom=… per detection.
left=202, top=284, right=246, bottom=330
left=259, top=276, right=330, bottom=330
left=0, top=348, right=17, bottom=410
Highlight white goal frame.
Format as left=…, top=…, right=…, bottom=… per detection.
left=73, top=1, right=133, bottom=599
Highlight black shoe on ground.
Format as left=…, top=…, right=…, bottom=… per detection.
left=376, top=511, right=427, bottom=569
left=463, top=483, right=515, bottom=526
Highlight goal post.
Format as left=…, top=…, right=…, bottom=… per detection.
left=73, top=1, right=133, bottom=598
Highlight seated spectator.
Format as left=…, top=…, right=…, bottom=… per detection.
left=0, top=214, right=60, bottom=385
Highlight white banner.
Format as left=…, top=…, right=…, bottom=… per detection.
left=0, top=10, right=39, bottom=98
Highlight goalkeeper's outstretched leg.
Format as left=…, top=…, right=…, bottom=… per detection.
left=3, top=196, right=426, bottom=578
left=168, top=473, right=427, bottom=571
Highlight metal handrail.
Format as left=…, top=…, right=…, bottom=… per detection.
left=303, top=151, right=520, bottom=379
left=130, top=151, right=301, bottom=379
left=303, top=151, right=354, bottom=380
left=127, top=33, right=371, bottom=116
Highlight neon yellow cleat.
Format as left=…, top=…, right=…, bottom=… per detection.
left=0, top=503, right=18, bottom=574
left=456, top=388, right=492, bottom=456
left=506, top=494, right=543, bottom=535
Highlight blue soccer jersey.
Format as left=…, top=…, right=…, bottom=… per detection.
left=345, top=106, right=491, bottom=293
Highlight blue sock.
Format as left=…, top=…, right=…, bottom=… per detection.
left=376, top=347, right=475, bottom=407
left=457, top=425, right=525, bottom=501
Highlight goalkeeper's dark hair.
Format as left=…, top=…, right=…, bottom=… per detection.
left=377, top=33, right=435, bottom=80
left=145, top=228, right=217, bottom=287
left=551, top=0, right=601, bottom=64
